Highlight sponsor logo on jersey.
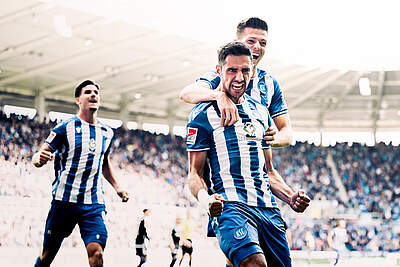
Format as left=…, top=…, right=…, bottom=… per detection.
left=186, top=127, right=198, bottom=145
left=46, top=131, right=56, bottom=143
left=243, top=122, right=256, bottom=137
left=233, top=226, right=248, bottom=240
left=89, top=138, right=96, bottom=153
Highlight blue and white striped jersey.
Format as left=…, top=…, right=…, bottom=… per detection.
left=197, top=68, right=288, bottom=119
left=186, top=95, right=277, bottom=208
left=45, top=116, right=114, bottom=204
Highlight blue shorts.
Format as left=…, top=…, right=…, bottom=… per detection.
left=211, top=201, right=291, bottom=267
left=42, top=200, right=108, bottom=249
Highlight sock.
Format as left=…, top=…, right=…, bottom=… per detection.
left=189, top=259, right=192, bottom=266
left=34, top=257, right=50, bottom=267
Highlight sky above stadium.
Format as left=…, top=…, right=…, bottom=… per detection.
left=53, top=0, right=400, bottom=71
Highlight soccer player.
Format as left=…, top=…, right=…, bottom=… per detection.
left=32, top=80, right=130, bottom=267
left=327, top=219, right=348, bottom=266
left=179, top=210, right=194, bottom=266
left=169, top=217, right=182, bottom=267
left=180, top=17, right=292, bottom=148
left=187, top=42, right=310, bottom=267
left=135, top=209, right=150, bottom=267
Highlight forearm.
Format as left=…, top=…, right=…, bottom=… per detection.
left=271, top=126, right=293, bottom=147
left=179, top=82, right=222, bottom=104
left=188, top=171, right=207, bottom=200
left=268, top=169, right=294, bottom=205
left=103, top=161, right=121, bottom=192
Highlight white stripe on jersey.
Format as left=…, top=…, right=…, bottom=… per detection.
left=207, top=107, right=240, bottom=202
left=265, top=76, right=275, bottom=108
left=250, top=75, right=261, bottom=103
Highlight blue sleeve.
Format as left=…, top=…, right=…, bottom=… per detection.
left=269, top=78, right=288, bottom=118
left=186, top=111, right=212, bottom=152
left=45, top=123, right=66, bottom=151
left=261, top=112, right=272, bottom=150
left=195, top=71, right=221, bottom=90
left=104, top=129, right=114, bottom=158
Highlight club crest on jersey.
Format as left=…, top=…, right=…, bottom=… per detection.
left=243, top=122, right=256, bottom=137
left=233, top=226, right=248, bottom=240
left=76, top=127, right=81, bottom=134
left=89, top=138, right=96, bottom=153
left=186, top=127, right=198, bottom=145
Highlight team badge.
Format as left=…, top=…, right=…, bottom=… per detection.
left=243, top=122, right=256, bottom=137
left=186, top=127, right=198, bottom=145
left=76, top=127, right=81, bottom=134
left=89, top=138, right=96, bottom=153
left=46, top=131, right=56, bottom=143
left=233, top=226, right=248, bottom=240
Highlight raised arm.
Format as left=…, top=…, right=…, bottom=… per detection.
left=188, top=151, right=224, bottom=217
left=264, top=149, right=310, bottom=212
left=102, top=154, right=129, bottom=202
left=179, top=81, right=238, bottom=126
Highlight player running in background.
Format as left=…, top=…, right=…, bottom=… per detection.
left=187, top=42, right=310, bottom=267
left=136, top=209, right=151, bottom=267
left=32, top=80, right=129, bottom=267
left=180, top=17, right=292, bottom=148
left=169, top=216, right=182, bottom=267
left=179, top=210, right=194, bottom=267
left=327, top=219, right=349, bottom=266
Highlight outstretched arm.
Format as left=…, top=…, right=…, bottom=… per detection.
left=102, top=154, right=129, bottom=202
left=264, top=149, right=310, bottom=212
left=188, top=151, right=224, bottom=217
left=179, top=81, right=238, bottom=126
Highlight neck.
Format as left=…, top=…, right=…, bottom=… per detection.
left=231, top=96, right=244, bottom=104
left=251, top=64, right=258, bottom=78
left=78, top=109, right=97, bottom=124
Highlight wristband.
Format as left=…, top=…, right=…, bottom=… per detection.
left=197, top=189, right=210, bottom=211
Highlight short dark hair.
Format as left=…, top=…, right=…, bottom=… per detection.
left=143, top=208, right=149, bottom=213
left=218, top=41, right=252, bottom=66
left=236, top=17, right=268, bottom=37
left=74, top=80, right=99, bottom=98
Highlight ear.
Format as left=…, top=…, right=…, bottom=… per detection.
left=75, top=97, right=80, bottom=105
left=216, top=64, right=221, bottom=76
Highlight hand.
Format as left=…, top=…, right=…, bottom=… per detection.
left=117, top=190, right=130, bottom=202
left=263, top=127, right=277, bottom=145
left=216, top=92, right=239, bottom=126
left=289, top=189, right=310, bottom=213
left=208, top=194, right=225, bottom=217
left=33, top=150, right=54, bottom=167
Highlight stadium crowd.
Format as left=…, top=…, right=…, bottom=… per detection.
left=0, top=111, right=399, bottom=252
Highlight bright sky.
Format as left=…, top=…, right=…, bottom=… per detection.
left=56, top=0, right=400, bottom=70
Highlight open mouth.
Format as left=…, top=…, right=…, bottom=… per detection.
left=232, top=83, right=245, bottom=91
left=252, top=53, right=260, bottom=61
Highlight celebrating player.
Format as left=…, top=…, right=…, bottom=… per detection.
left=32, top=80, right=129, bottom=267
left=180, top=17, right=292, bottom=148
left=187, top=42, right=310, bottom=267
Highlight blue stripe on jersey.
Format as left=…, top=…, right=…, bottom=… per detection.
left=223, top=125, right=247, bottom=203
left=62, top=119, right=82, bottom=202
left=77, top=124, right=96, bottom=203
left=91, top=133, right=107, bottom=203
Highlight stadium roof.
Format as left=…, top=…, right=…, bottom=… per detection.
left=1, top=0, right=400, bottom=133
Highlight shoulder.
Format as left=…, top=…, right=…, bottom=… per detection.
left=188, top=101, right=216, bottom=123
left=98, top=121, right=114, bottom=138
left=52, top=116, right=77, bottom=133
left=258, top=68, right=280, bottom=87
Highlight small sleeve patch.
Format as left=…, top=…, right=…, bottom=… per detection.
left=45, top=131, right=56, bottom=143
left=186, top=127, right=198, bottom=145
